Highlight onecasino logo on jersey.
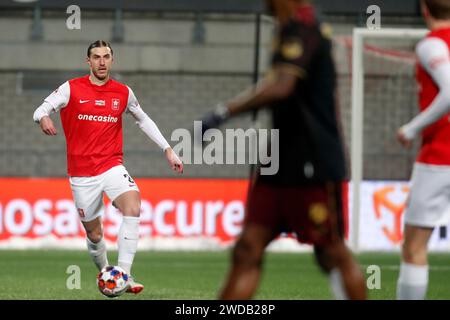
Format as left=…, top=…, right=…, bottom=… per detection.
left=77, top=114, right=118, bottom=123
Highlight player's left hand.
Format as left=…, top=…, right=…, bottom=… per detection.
left=397, top=127, right=412, bottom=149
left=200, top=103, right=230, bottom=136
left=165, top=148, right=184, bottom=174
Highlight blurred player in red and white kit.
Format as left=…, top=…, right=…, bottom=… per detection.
left=33, top=40, right=183, bottom=294
left=397, top=0, right=450, bottom=300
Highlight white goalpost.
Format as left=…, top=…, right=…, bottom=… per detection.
left=350, top=28, right=428, bottom=251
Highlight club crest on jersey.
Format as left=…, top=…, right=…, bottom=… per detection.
left=95, top=100, right=106, bottom=106
left=112, top=98, right=120, bottom=110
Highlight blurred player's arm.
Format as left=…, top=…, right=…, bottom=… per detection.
left=201, top=26, right=313, bottom=131
left=126, top=87, right=183, bottom=173
left=201, top=67, right=300, bottom=132
left=398, top=37, right=450, bottom=147
left=32, top=81, right=70, bottom=136
left=229, top=68, right=298, bottom=115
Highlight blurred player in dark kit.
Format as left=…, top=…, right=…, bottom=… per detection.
left=200, top=0, right=367, bottom=300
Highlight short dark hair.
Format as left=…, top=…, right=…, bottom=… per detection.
left=87, top=40, right=113, bottom=57
left=423, top=0, right=450, bottom=19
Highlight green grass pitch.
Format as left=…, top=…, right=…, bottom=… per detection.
left=0, top=250, right=449, bottom=300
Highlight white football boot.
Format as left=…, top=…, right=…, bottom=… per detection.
left=126, top=276, right=144, bottom=294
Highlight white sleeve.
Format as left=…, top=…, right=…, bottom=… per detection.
left=126, top=86, right=171, bottom=151
left=401, top=37, right=450, bottom=139
left=33, top=81, right=70, bottom=123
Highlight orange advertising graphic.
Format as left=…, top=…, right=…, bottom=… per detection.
left=373, top=185, right=409, bottom=244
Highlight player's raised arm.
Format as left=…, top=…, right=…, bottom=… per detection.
left=398, top=37, right=450, bottom=147
left=33, top=81, right=70, bottom=136
left=126, top=87, right=183, bottom=174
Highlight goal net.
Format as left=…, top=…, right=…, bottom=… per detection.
left=339, top=28, right=430, bottom=251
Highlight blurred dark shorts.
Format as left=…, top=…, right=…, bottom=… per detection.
left=245, top=181, right=345, bottom=246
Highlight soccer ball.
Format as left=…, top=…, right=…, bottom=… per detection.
left=97, top=265, right=129, bottom=298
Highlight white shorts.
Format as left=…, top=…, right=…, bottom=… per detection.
left=69, top=165, right=140, bottom=222
left=404, top=163, right=450, bottom=228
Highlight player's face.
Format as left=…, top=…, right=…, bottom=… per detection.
left=87, top=47, right=113, bottom=81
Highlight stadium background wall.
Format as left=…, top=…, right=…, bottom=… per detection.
left=0, top=14, right=420, bottom=179
left=1, top=7, right=442, bottom=251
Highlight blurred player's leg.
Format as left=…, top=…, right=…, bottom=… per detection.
left=314, top=245, right=347, bottom=299
left=83, top=217, right=109, bottom=271
left=113, top=190, right=141, bottom=275
left=219, top=224, right=275, bottom=299
left=397, top=224, right=433, bottom=300
left=329, top=268, right=347, bottom=300
left=314, top=242, right=367, bottom=300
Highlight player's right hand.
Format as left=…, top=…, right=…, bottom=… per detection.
left=40, top=116, right=57, bottom=135
left=165, top=147, right=184, bottom=174
left=397, top=127, right=412, bottom=149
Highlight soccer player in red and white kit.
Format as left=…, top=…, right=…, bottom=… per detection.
left=397, top=0, right=450, bottom=300
left=33, top=40, right=183, bottom=294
